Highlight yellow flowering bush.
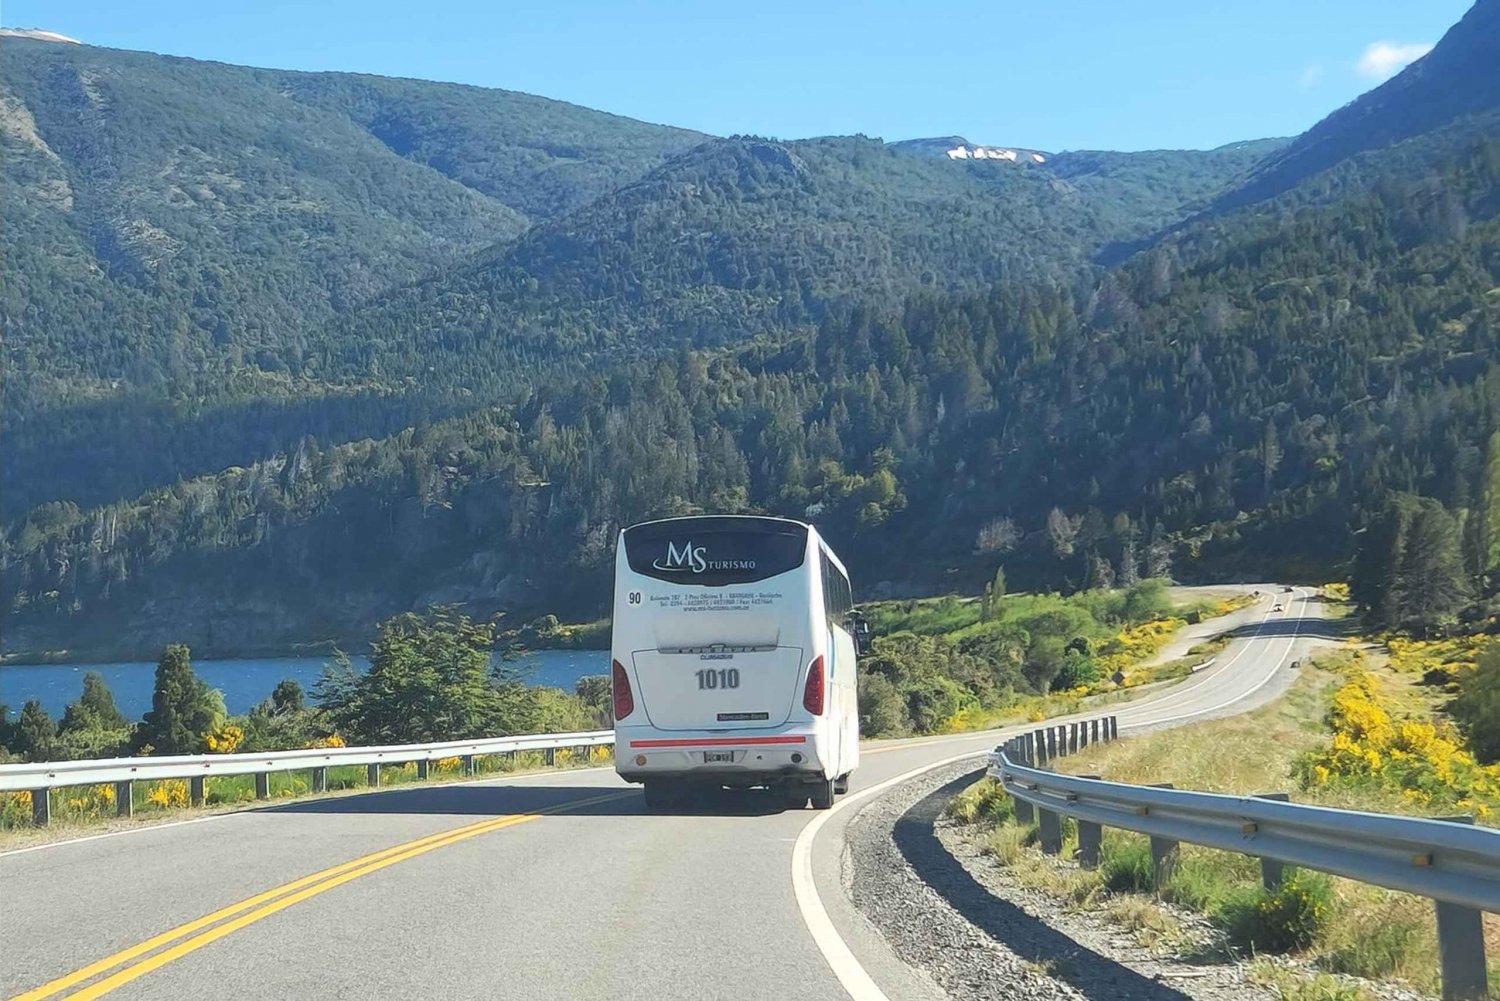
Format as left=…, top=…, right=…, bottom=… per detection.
left=205, top=723, right=244, bottom=753
left=1299, top=671, right=1500, bottom=815
left=301, top=733, right=346, bottom=749
left=1207, top=594, right=1257, bottom=618
left=58, top=783, right=116, bottom=818
left=1, top=790, right=34, bottom=827
left=145, top=779, right=190, bottom=809
left=1098, top=617, right=1185, bottom=676
left=435, top=756, right=462, bottom=771
left=1385, top=635, right=1483, bottom=676
left=1321, top=582, right=1350, bottom=602
left=939, top=705, right=983, bottom=733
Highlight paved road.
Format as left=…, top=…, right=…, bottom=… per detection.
left=1, top=589, right=1328, bottom=1001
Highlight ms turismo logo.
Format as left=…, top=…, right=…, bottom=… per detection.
left=652, top=541, right=756, bottom=574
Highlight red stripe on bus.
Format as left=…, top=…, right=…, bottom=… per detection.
left=627, top=736, right=809, bottom=748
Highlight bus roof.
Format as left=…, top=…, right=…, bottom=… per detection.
left=622, top=514, right=813, bottom=533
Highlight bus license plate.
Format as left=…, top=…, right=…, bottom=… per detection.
left=703, top=751, right=734, bottom=764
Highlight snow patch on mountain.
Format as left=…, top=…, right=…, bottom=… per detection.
left=0, top=28, right=83, bottom=44
left=888, top=136, right=1049, bottom=165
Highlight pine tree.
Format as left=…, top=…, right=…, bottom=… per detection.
left=17, top=700, right=56, bottom=762
left=1480, top=431, right=1500, bottom=574
left=982, top=566, right=1007, bottom=621
left=137, top=644, right=223, bottom=755
left=1396, top=499, right=1472, bottom=633
left=60, top=671, right=128, bottom=733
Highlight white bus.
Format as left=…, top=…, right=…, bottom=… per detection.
left=610, top=515, right=863, bottom=810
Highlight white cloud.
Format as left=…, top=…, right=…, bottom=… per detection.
left=1298, top=64, right=1324, bottom=88
left=1357, top=40, right=1434, bottom=80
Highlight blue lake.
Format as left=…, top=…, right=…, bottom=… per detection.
left=0, top=649, right=611, bottom=720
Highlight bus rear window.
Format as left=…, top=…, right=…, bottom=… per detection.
left=624, top=518, right=807, bottom=586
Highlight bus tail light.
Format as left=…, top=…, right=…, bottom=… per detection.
left=612, top=659, right=635, bottom=720
left=803, top=655, right=825, bottom=715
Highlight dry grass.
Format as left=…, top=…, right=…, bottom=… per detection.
left=1045, top=649, right=1498, bottom=996
left=1103, top=897, right=1186, bottom=950
left=1247, top=961, right=1375, bottom=1001
left=1059, top=663, right=1335, bottom=795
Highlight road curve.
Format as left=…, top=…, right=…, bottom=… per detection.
left=1, top=589, right=1328, bottom=1001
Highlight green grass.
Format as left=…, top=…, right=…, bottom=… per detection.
left=864, top=594, right=982, bottom=636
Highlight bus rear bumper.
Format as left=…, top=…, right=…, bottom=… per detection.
left=613, top=728, right=828, bottom=785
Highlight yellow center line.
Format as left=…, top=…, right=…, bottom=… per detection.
left=17, top=790, right=629, bottom=1001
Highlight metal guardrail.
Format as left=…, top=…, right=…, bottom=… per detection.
left=989, top=717, right=1499, bottom=1001
left=0, top=729, right=614, bottom=826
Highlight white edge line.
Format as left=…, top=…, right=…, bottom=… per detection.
left=793, top=745, right=992, bottom=1001
left=1127, top=588, right=1308, bottom=728
left=794, top=585, right=1315, bottom=1000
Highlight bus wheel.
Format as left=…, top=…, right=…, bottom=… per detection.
left=642, top=781, right=676, bottom=813
left=810, top=778, right=836, bottom=810
left=783, top=782, right=810, bottom=810
left=834, top=774, right=850, bottom=795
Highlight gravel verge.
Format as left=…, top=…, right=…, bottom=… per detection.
left=844, top=760, right=1429, bottom=1001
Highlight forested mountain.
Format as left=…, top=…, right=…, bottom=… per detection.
left=3, top=5, right=1498, bottom=658
left=2, top=36, right=1274, bottom=524
left=1216, top=0, right=1500, bottom=211
left=1, top=36, right=700, bottom=515
left=9, top=135, right=1499, bottom=658
left=319, top=134, right=1280, bottom=383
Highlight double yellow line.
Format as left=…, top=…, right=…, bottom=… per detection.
left=16, top=790, right=628, bottom=1001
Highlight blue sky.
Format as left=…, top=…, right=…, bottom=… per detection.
left=1, top=0, right=1474, bottom=151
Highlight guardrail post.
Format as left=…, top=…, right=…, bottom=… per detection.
left=1148, top=783, right=1177, bottom=892
left=1068, top=723, right=1079, bottom=754
left=1108, top=715, right=1119, bottom=740
left=114, top=780, right=133, bottom=818
left=367, top=763, right=381, bottom=787
left=254, top=772, right=269, bottom=800
left=416, top=760, right=430, bottom=780
left=1038, top=807, right=1062, bottom=854
left=1431, top=815, right=1487, bottom=1001
left=1253, top=792, right=1291, bottom=888
left=31, top=787, right=50, bottom=826
left=310, top=767, right=327, bottom=793
left=544, top=747, right=557, bottom=767
left=189, top=776, right=205, bottom=807
left=1075, top=775, right=1102, bottom=867
left=461, top=755, right=475, bottom=777
left=1032, top=730, right=1047, bottom=765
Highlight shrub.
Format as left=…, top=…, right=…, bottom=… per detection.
left=1451, top=644, right=1500, bottom=764
left=946, top=779, right=1014, bottom=825
left=1322, top=916, right=1424, bottom=978
left=905, top=675, right=978, bottom=733
left=1099, top=834, right=1154, bottom=893
left=857, top=672, right=908, bottom=736
left=1051, top=649, right=1102, bottom=691
left=1216, top=869, right=1333, bottom=953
